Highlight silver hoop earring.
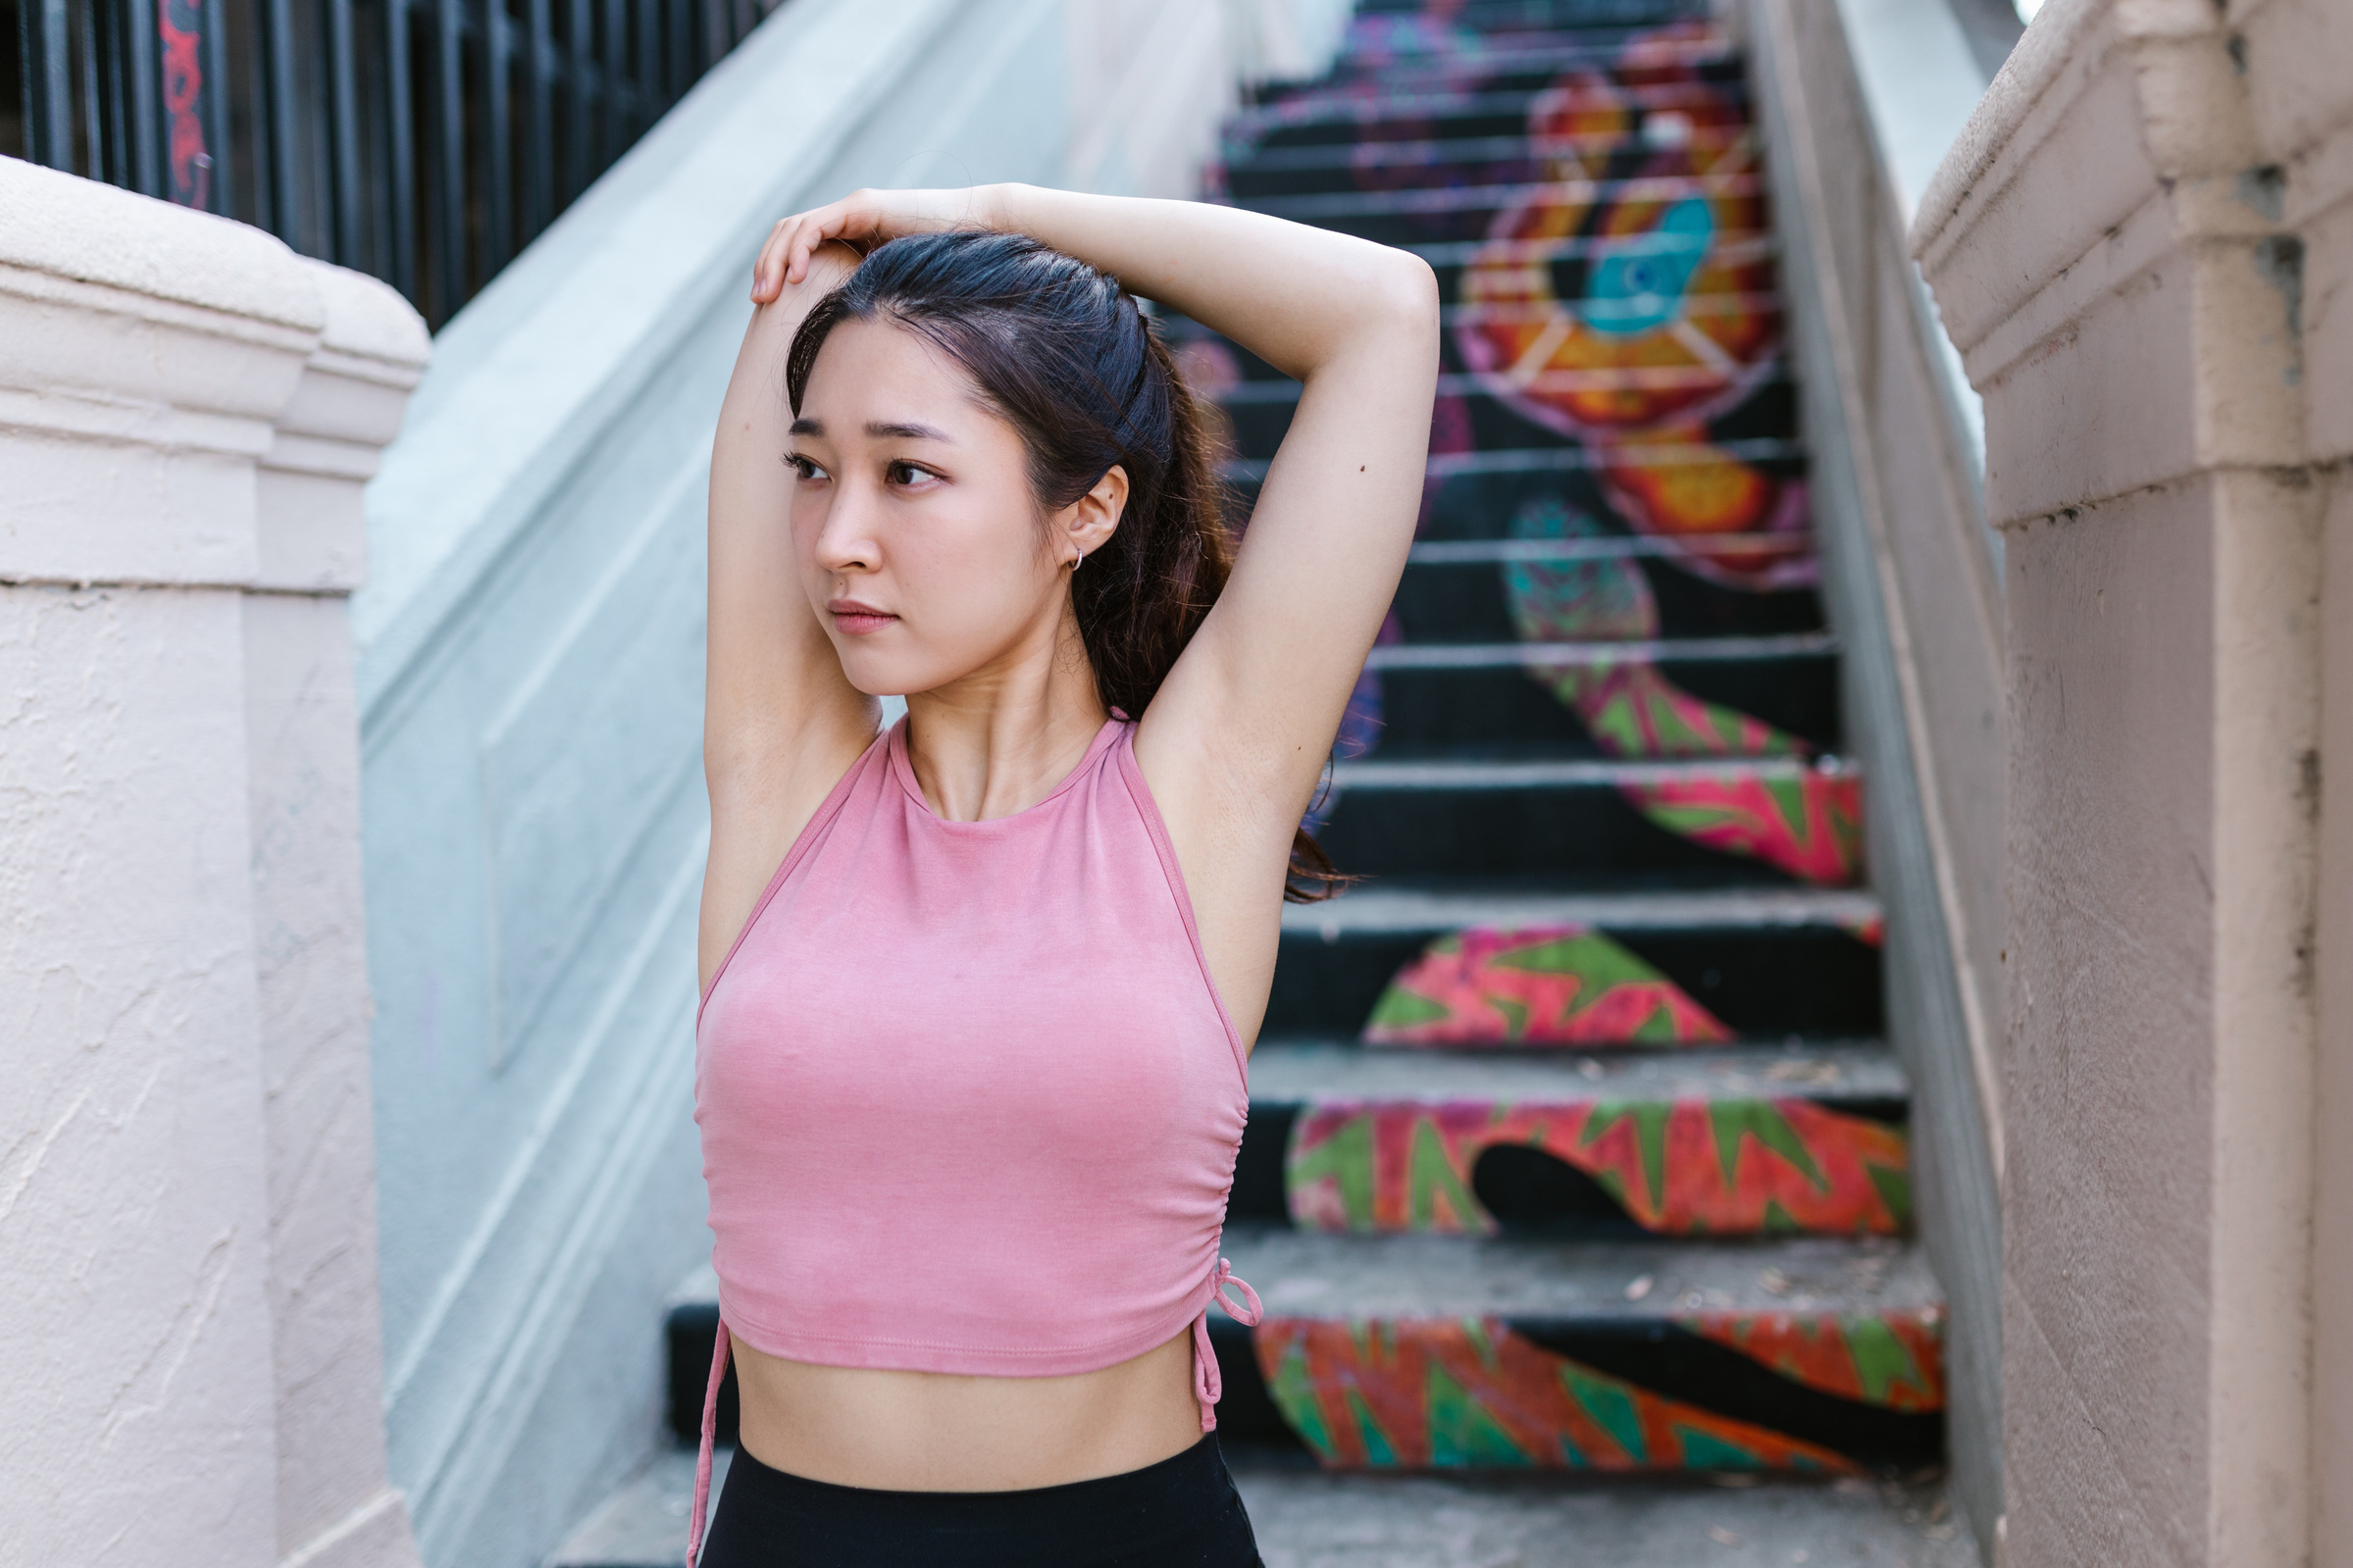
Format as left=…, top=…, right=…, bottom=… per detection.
left=1071, top=547, right=1084, bottom=572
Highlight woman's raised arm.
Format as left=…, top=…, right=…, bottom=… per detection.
left=698, top=241, right=873, bottom=992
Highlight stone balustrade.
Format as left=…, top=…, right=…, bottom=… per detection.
left=2, top=154, right=430, bottom=1568
left=1913, top=0, right=2351, bottom=1560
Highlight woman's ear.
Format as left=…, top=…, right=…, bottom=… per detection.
left=1060, top=464, right=1128, bottom=564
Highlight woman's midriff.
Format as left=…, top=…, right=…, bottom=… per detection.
left=730, top=1328, right=1205, bottom=1491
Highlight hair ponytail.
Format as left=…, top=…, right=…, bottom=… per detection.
left=787, top=229, right=1348, bottom=900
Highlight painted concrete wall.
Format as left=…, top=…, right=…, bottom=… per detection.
left=1912, top=0, right=2350, bottom=1560
left=353, top=4, right=1343, bottom=1565
left=1, top=157, right=429, bottom=1568
left=1742, top=1, right=2008, bottom=1554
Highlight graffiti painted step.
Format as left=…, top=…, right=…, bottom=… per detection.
left=1395, top=553, right=1824, bottom=645
left=1230, top=109, right=1745, bottom=188
left=1264, top=885, right=1883, bottom=1040
left=1206, top=1230, right=1942, bottom=1472
left=1314, top=756, right=1858, bottom=885
left=1322, top=28, right=1734, bottom=81
left=1227, top=81, right=1748, bottom=161
left=1366, top=657, right=1841, bottom=758
left=1219, top=184, right=1749, bottom=248
left=1231, top=1039, right=1909, bottom=1237
left=1221, top=438, right=1804, bottom=486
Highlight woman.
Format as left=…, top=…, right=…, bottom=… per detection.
left=691, top=183, right=1438, bottom=1566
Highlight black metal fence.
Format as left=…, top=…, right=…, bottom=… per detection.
left=6, top=0, right=778, bottom=327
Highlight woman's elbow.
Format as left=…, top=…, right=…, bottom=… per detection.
left=1381, top=253, right=1440, bottom=327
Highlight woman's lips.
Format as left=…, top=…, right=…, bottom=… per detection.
left=827, top=600, right=896, bottom=636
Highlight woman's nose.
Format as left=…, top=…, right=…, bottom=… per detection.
left=812, top=483, right=879, bottom=573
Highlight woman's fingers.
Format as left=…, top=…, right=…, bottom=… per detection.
left=752, top=216, right=802, bottom=302
left=751, top=188, right=994, bottom=299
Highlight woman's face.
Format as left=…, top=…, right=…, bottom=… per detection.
left=789, top=319, right=1116, bottom=698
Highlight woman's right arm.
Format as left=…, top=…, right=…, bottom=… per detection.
left=699, top=241, right=871, bottom=993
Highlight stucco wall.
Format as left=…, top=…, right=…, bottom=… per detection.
left=1914, top=0, right=2351, bottom=1558
left=1, top=157, right=428, bottom=1568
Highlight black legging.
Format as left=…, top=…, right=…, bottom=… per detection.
left=698, top=1434, right=1263, bottom=1567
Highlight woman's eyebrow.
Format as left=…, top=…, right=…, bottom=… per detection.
left=789, top=417, right=823, bottom=436
left=866, top=420, right=953, bottom=442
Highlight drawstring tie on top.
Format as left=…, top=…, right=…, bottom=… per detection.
left=687, top=1318, right=731, bottom=1568
left=1191, top=1257, right=1263, bottom=1432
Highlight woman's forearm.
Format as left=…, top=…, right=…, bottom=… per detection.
left=986, top=183, right=1434, bottom=383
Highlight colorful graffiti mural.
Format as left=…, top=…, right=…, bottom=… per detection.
left=1363, top=925, right=1731, bottom=1047
left=1285, top=1095, right=1912, bottom=1236
left=1505, top=495, right=1862, bottom=885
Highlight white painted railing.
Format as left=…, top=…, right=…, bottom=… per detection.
left=1735, top=0, right=2008, bottom=1555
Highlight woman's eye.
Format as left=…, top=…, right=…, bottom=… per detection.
left=887, top=461, right=933, bottom=486
left=787, top=454, right=828, bottom=481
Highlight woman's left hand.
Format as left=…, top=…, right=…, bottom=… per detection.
left=751, top=186, right=1004, bottom=300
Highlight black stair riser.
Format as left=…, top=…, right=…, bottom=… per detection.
left=1182, top=314, right=1785, bottom=392
left=1409, top=461, right=1806, bottom=545
left=1352, top=0, right=1710, bottom=25
left=666, top=1303, right=739, bottom=1447
left=1237, top=79, right=1750, bottom=154
left=1265, top=925, right=1884, bottom=1039
left=1316, top=782, right=1820, bottom=883
left=1369, top=658, right=1843, bottom=755
left=1221, top=381, right=1794, bottom=466
left=1394, top=557, right=1826, bottom=643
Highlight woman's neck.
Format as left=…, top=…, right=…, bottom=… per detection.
left=899, top=614, right=1109, bottom=822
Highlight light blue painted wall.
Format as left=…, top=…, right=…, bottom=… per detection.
left=352, top=2, right=1122, bottom=1562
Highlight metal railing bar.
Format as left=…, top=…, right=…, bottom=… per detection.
left=127, top=0, right=162, bottom=193
left=327, top=0, right=361, bottom=262
left=387, top=0, right=419, bottom=297
left=201, top=0, right=232, bottom=213
left=77, top=0, right=102, bottom=177
left=564, top=0, right=589, bottom=203
left=263, top=0, right=302, bottom=246
left=598, top=0, right=622, bottom=161
left=485, top=0, right=511, bottom=274
left=523, top=0, right=552, bottom=238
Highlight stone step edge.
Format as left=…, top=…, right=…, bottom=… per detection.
left=1222, top=440, right=1808, bottom=483
left=1214, top=1229, right=1934, bottom=1321
left=1283, top=885, right=1880, bottom=939
left=1246, top=1037, right=1907, bottom=1105
left=1325, top=755, right=1852, bottom=790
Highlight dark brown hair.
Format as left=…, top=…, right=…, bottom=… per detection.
left=786, top=229, right=1344, bottom=900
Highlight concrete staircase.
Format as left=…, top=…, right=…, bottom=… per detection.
left=552, top=1, right=1979, bottom=1560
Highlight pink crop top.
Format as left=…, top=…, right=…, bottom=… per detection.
left=687, top=716, right=1258, bottom=1560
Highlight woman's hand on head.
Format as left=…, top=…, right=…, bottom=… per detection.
left=752, top=186, right=1006, bottom=301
